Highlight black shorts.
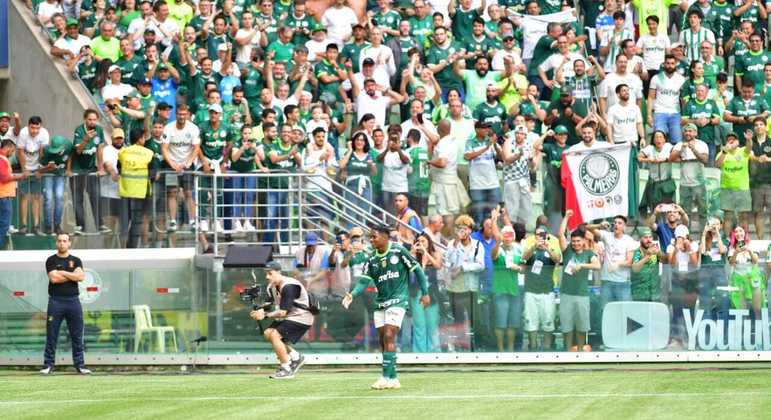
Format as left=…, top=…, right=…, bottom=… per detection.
left=269, top=320, right=311, bottom=344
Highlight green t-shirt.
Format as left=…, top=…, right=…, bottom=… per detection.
left=90, top=36, right=121, bottom=62
left=189, top=71, right=222, bottom=106
left=683, top=98, right=720, bottom=145
left=680, top=77, right=715, bottom=104
left=427, top=41, right=465, bottom=90
left=242, top=68, right=264, bottom=101
left=462, top=70, right=502, bottom=112
left=527, top=35, right=555, bottom=77
left=407, top=146, right=430, bottom=197
left=726, top=96, right=768, bottom=138
left=451, top=7, right=480, bottom=43
left=71, top=124, right=106, bottom=172
left=116, top=55, right=146, bottom=86
left=751, top=139, right=771, bottom=186
left=315, top=59, right=343, bottom=102
left=354, top=243, right=424, bottom=309
left=370, top=148, right=385, bottom=191
left=523, top=249, right=556, bottom=294
left=40, top=149, right=70, bottom=176
left=285, top=13, right=314, bottom=45
left=631, top=248, right=661, bottom=288
left=341, top=41, right=370, bottom=74
left=538, top=0, right=562, bottom=14
left=199, top=121, right=233, bottom=161
left=267, top=40, right=295, bottom=63
left=719, top=147, right=750, bottom=191
left=735, top=50, right=771, bottom=93
left=492, top=244, right=522, bottom=296
left=699, top=236, right=729, bottom=266
left=144, top=137, right=164, bottom=169
left=373, top=9, right=401, bottom=42
left=560, top=248, right=595, bottom=296
left=266, top=141, right=298, bottom=188
left=77, top=60, right=97, bottom=93
left=702, top=57, right=725, bottom=87
left=472, top=101, right=506, bottom=138
left=230, top=138, right=258, bottom=173
left=464, top=36, right=496, bottom=68
left=408, top=15, right=434, bottom=48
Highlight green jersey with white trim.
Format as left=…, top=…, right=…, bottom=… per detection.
left=352, top=243, right=427, bottom=309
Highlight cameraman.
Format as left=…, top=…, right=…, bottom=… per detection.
left=250, top=261, right=313, bottom=379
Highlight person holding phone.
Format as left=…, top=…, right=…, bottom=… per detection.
left=727, top=226, right=763, bottom=318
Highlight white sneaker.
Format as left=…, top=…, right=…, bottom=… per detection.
left=371, top=377, right=389, bottom=390
left=215, top=220, right=224, bottom=233
left=198, top=220, right=209, bottom=233
left=76, top=367, right=93, bottom=375
left=243, top=220, right=256, bottom=232
left=7, top=225, right=18, bottom=234
left=384, top=378, right=401, bottom=390
left=40, top=366, right=53, bottom=375
left=232, top=220, right=243, bottom=232
left=167, top=220, right=177, bottom=232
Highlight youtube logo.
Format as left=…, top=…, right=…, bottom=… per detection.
left=602, top=302, right=670, bottom=350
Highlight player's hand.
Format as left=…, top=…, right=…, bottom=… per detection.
left=342, top=293, right=353, bottom=309
left=420, top=295, right=431, bottom=308
left=250, top=309, right=265, bottom=321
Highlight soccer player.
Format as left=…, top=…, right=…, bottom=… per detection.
left=342, top=224, right=430, bottom=390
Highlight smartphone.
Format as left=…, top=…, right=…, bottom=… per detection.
left=417, top=113, right=424, bottom=124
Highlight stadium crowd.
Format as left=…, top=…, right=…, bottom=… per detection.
left=1, top=0, right=771, bottom=350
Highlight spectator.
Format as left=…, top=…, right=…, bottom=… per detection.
left=521, top=224, right=561, bottom=351
left=230, top=125, right=259, bottom=233
left=37, top=0, right=64, bottom=28
left=266, top=122, right=302, bottom=244
left=599, top=54, right=643, bottom=117
left=490, top=210, right=522, bottom=352
left=293, top=231, right=330, bottom=295
left=558, top=210, right=600, bottom=351
left=0, top=140, right=23, bottom=249
left=670, top=124, right=709, bottom=229
left=69, top=110, right=106, bottom=235
left=302, top=127, right=338, bottom=229
left=102, top=65, right=135, bottom=103
left=393, top=194, right=422, bottom=246
left=682, top=84, right=721, bottom=164
left=607, top=83, right=644, bottom=145
left=405, top=128, right=430, bottom=223
left=631, top=227, right=666, bottom=302
left=464, top=121, right=501, bottom=225
left=426, top=26, right=465, bottom=100
left=51, top=19, right=90, bottom=60
left=501, top=125, right=535, bottom=227
left=750, top=118, right=771, bottom=239
left=724, top=80, right=769, bottom=141
left=734, top=32, right=771, bottom=94
left=410, top=232, right=443, bottom=352
left=339, top=131, right=376, bottom=222
left=424, top=214, right=446, bottom=246
left=698, top=217, right=729, bottom=321
left=647, top=55, right=686, bottom=144
left=0, top=112, right=20, bottom=142
left=39, top=136, right=72, bottom=235
left=716, top=131, right=752, bottom=235
left=118, top=128, right=155, bottom=248
left=599, top=11, right=632, bottom=73
left=527, top=22, right=562, bottom=100
left=401, top=99, right=439, bottom=149
left=101, top=129, right=125, bottom=239
left=198, top=103, right=232, bottom=233
left=90, top=21, right=120, bottom=62
left=348, top=66, right=405, bottom=128
left=321, top=0, right=359, bottom=49
left=588, top=215, right=636, bottom=308
left=727, top=225, right=763, bottom=318
left=358, top=27, right=395, bottom=88
left=636, top=16, right=669, bottom=95
left=160, top=104, right=200, bottom=232
left=326, top=230, right=352, bottom=295
left=376, top=130, right=410, bottom=215
left=444, top=214, right=485, bottom=334
left=667, top=225, right=699, bottom=348
left=16, top=116, right=51, bottom=235
left=638, top=131, right=675, bottom=215
left=678, top=10, right=715, bottom=64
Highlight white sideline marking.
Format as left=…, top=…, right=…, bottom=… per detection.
left=1, top=392, right=770, bottom=404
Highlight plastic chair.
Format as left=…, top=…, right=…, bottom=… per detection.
left=132, top=305, right=178, bottom=353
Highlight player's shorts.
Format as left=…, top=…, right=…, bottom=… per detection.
left=523, top=292, right=555, bottom=333
left=559, top=293, right=590, bottom=333
left=269, top=320, right=311, bottom=344
left=373, top=306, right=407, bottom=329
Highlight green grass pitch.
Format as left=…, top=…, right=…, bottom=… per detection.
left=2, top=364, right=771, bottom=419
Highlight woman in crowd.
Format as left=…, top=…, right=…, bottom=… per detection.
left=728, top=226, right=764, bottom=319
left=339, top=131, right=376, bottom=223
left=667, top=226, right=699, bottom=348
left=410, top=233, right=443, bottom=352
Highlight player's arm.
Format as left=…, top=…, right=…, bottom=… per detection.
left=59, top=267, right=85, bottom=282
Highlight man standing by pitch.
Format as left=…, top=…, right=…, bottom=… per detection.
left=41, top=234, right=91, bottom=375
left=343, top=224, right=430, bottom=390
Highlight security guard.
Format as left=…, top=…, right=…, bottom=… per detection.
left=41, top=233, right=91, bottom=375
left=118, top=128, right=156, bottom=248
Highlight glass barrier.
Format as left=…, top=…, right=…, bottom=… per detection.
left=1, top=258, right=770, bottom=361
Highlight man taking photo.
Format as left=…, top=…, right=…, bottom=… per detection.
left=250, top=261, right=313, bottom=379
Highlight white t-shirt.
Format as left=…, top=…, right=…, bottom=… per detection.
left=53, top=35, right=91, bottom=58
left=636, top=33, right=670, bottom=70
left=161, top=121, right=201, bottom=167
left=649, top=72, right=686, bottom=114
left=607, top=102, right=642, bottom=144
left=491, top=49, right=523, bottom=72
left=38, top=2, right=63, bottom=27
left=356, top=92, right=391, bottom=128
left=466, top=137, right=500, bottom=190
left=381, top=151, right=410, bottom=193
left=235, top=29, right=261, bottom=65
left=16, top=127, right=50, bottom=171
left=539, top=52, right=586, bottom=81
left=599, top=230, right=637, bottom=283
left=641, top=143, right=673, bottom=181
left=672, top=139, right=708, bottom=187
left=305, top=39, right=328, bottom=63
left=359, top=45, right=396, bottom=88
left=101, top=83, right=135, bottom=102
left=400, top=119, right=437, bottom=150
left=100, top=144, right=120, bottom=199
left=302, top=143, right=338, bottom=192
left=431, top=135, right=458, bottom=177
left=449, top=118, right=475, bottom=166
left=321, top=6, right=358, bottom=47
left=600, top=72, right=643, bottom=110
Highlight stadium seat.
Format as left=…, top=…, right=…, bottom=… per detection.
left=132, top=305, right=178, bottom=353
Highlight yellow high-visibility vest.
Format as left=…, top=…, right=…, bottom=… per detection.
left=117, top=145, right=154, bottom=199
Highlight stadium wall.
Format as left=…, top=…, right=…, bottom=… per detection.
left=0, top=0, right=96, bottom=136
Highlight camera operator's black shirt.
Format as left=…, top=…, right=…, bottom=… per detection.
left=46, top=254, right=83, bottom=297
left=279, top=285, right=301, bottom=310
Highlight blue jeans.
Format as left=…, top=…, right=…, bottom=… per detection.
left=44, top=296, right=85, bottom=368
left=410, top=295, right=440, bottom=352
left=232, top=176, right=256, bottom=219
left=266, top=190, right=288, bottom=243
left=600, top=281, right=632, bottom=310
left=699, top=265, right=730, bottom=321
left=653, top=113, right=683, bottom=143
left=469, top=188, right=501, bottom=226
left=344, top=179, right=372, bottom=224
left=0, top=197, right=11, bottom=249
left=43, top=176, right=66, bottom=231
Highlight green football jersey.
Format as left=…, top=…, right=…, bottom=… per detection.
left=407, top=146, right=430, bottom=197
left=726, top=96, right=768, bottom=138
left=315, top=59, right=343, bottom=102
left=373, top=9, right=400, bottom=42
left=199, top=121, right=233, bottom=161
left=473, top=101, right=507, bottom=138
left=230, top=138, right=257, bottom=173
left=341, top=41, right=370, bottom=74
left=409, top=15, right=434, bottom=48
left=560, top=248, right=595, bottom=297
left=736, top=50, right=771, bottom=93
left=427, top=41, right=465, bottom=90
left=353, top=242, right=427, bottom=309
left=71, top=124, right=106, bottom=172
left=683, top=98, right=720, bottom=144
left=40, top=150, right=69, bottom=176
left=242, top=68, right=264, bottom=101
left=451, top=7, right=479, bottom=44
left=285, top=13, right=314, bottom=45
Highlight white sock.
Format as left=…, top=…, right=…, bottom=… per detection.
left=289, top=350, right=300, bottom=361
left=281, top=362, right=291, bottom=371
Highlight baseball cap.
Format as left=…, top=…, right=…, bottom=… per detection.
left=305, top=231, right=320, bottom=245
left=108, top=65, right=121, bottom=73
left=312, top=25, right=327, bottom=33
left=560, top=90, right=572, bottom=96
left=138, top=78, right=152, bottom=85
left=208, top=103, right=223, bottom=114
left=112, top=128, right=125, bottom=139
left=501, top=225, right=515, bottom=237
left=157, top=102, right=172, bottom=110
left=157, top=62, right=168, bottom=70
left=47, top=135, right=72, bottom=155
left=474, top=120, right=490, bottom=129
left=126, top=91, right=141, bottom=99
left=362, top=57, right=375, bottom=66
left=66, top=18, right=79, bottom=27
left=0, top=112, right=10, bottom=120
left=670, top=42, right=684, bottom=49
left=264, top=261, right=282, bottom=272
left=554, top=125, right=568, bottom=134
left=638, top=226, right=653, bottom=237
left=514, top=125, right=528, bottom=133
left=217, top=43, right=229, bottom=52
left=674, top=225, right=689, bottom=238
left=683, top=123, right=698, bottom=131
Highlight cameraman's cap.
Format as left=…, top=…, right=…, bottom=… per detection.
left=674, top=225, right=689, bottom=238
left=554, top=125, right=568, bottom=134
left=305, top=231, right=320, bottom=245
left=264, top=261, right=283, bottom=272
left=683, top=123, right=698, bottom=131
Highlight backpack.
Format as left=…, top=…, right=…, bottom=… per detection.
left=295, top=292, right=321, bottom=315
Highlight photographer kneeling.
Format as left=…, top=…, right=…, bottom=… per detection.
left=250, top=261, right=314, bottom=379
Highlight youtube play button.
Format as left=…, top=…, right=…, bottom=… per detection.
left=602, top=302, right=670, bottom=350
